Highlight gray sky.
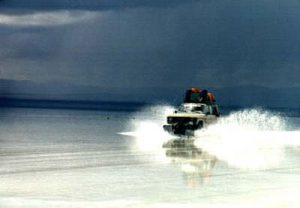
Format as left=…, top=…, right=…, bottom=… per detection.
left=0, top=0, right=300, bottom=102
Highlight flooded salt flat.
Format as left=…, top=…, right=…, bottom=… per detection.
left=0, top=106, right=300, bottom=208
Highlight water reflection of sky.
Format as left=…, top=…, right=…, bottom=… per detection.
left=163, top=139, right=217, bottom=188
left=1, top=107, right=300, bottom=208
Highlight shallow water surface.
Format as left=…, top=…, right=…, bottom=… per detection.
left=0, top=107, right=300, bottom=207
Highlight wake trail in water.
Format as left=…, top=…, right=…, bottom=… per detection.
left=119, top=105, right=177, bottom=152
left=195, top=109, right=300, bottom=169
left=121, top=105, right=300, bottom=169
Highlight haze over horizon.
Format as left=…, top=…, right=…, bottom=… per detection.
left=0, top=0, right=300, bottom=107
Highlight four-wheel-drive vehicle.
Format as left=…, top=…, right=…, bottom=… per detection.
left=163, top=88, right=219, bottom=136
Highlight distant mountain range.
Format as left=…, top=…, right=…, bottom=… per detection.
left=0, top=79, right=299, bottom=108
left=212, top=86, right=300, bottom=108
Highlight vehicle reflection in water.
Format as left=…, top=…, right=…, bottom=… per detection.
left=163, top=139, right=217, bottom=188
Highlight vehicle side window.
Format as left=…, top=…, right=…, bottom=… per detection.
left=208, top=105, right=213, bottom=115
left=202, top=105, right=209, bottom=114
left=193, top=106, right=203, bottom=112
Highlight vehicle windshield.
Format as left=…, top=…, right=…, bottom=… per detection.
left=177, top=104, right=205, bottom=113
left=178, top=105, right=186, bottom=112
left=192, top=106, right=204, bottom=112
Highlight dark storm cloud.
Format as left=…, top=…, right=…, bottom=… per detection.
left=0, top=0, right=202, bottom=13
left=0, top=0, right=300, bottom=104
